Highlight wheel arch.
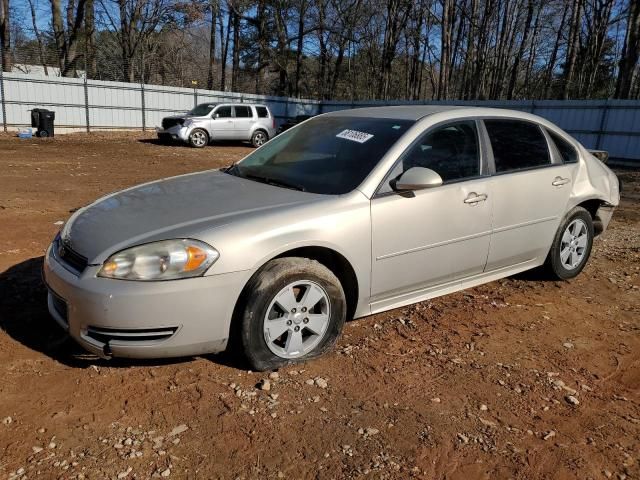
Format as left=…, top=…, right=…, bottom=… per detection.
left=571, top=197, right=612, bottom=236
left=226, top=245, right=360, bottom=355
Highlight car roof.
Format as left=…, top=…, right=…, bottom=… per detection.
left=323, top=105, right=536, bottom=121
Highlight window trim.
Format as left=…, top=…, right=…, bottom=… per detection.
left=213, top=105, right=234, bottom=118
left=373, top=118, right=490, bottom=198
left=545, top=128, right=579, bottom=164
left=481, top=117, right=556, bottom=176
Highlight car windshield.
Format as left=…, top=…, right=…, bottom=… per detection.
left=188, top=103, right=217, bottom=116
left=227, top=116, right=414, bottom=194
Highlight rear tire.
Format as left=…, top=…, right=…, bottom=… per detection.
left=239, top=257, right=346, bottom=371
left=188, top=129, right=208, bottom=148
left=251, top=130, right=268, bottom=148
left=544, top=206, right=594, bottom=280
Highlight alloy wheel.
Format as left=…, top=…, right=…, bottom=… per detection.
left=560, top=218, right=588, bottom=270
left=263, top=280, right=331, bottom=359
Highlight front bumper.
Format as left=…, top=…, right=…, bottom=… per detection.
left=43, top=244, right=249, bottom=359
left=156, top=125, right=190, bottom=142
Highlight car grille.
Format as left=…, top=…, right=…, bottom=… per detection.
left=162, top=118, right=183, bottom=129
left=85, top=326, right=178, bottom=345
left=54, top=238, right=88, bottom=274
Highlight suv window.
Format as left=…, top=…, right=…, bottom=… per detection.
left=234, top=106, right=252, bottom=118
left=255, top=106, right=269, bottom=118
left=399, top=121, right=480, bottom=183
left=485, top=120, right=551, bottom=173
left=216, top=106, right=232, bottom=118
left=548, top=130, right=578, bottom=163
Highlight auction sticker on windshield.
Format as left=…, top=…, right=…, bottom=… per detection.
left=336, top=129, right=374, bottom=144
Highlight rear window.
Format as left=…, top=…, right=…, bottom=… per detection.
left=256, top=106, right=269, bottom=118
left=548, top=130, right=578, bottom=163
left=234, top=106, right=252, bottom=118
left=485, top=120, right=551, bottom=173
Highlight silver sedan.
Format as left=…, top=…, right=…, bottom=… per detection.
left=44, top=106, right=620, bottom=370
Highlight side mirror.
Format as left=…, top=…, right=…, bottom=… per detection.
left=394, top=167, right=443, bottom=191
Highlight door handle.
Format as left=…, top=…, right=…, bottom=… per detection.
left=464, top=192, right=488, bottom=204
left=552, top=176, right=570, bottom=187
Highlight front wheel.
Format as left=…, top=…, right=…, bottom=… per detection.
left=251, top=130, right=268, bottom=148
left=544, top=206, right=594, bottom=280
left=188, top=129, right=208, bottom=148
left=239, top=257, right=346, bottom=371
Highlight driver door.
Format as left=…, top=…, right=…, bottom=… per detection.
left=211, top=105, right=235, bottom=139
left=370, top=120, right=493, bottom=311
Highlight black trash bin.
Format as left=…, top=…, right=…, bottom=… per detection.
left=31, top=108, right=55, bottom=138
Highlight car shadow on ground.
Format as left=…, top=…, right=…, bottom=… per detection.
left=0, top=256, right=246, bottom=370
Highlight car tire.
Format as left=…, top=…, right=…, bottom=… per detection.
left=251, top=130, right=268, bottom=148
left=188, top=129, right=208, bottom=148
left=239, top=257, right=346, bottom=371
left=544, top=206, right=594, bottom=280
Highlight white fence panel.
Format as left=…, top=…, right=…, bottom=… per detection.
left=0, top=72, right=638, bottom=161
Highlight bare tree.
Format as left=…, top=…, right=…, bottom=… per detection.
left=615, top=0, right=640, bottom=98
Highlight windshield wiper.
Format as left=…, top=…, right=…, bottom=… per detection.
left=242, top=172, right=306, bottom=192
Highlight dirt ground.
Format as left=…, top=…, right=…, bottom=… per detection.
left=0, top=132, right=638, bottom=480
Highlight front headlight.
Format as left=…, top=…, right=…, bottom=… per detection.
left=98, top=239, right=219, bottom=281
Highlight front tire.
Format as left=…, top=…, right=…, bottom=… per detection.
left=239, top=257, right=346, bottom=371
left=544, top=206, right=594, bottom=280
left=188, top=129, right=208, bottom=148
left=251, top=130, right=268, bottom=148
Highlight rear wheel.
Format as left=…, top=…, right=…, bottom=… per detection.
left=251, top=130, right=268, bottom=148
left=239, top=257, right=346, bottom=371
left=544, top=206, right=594, bottom=280
left=188, top=129, right=208, bottom=148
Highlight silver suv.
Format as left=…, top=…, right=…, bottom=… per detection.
left=157, top=103, right=276, bottom=148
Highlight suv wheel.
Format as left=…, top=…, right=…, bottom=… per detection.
left=544, top=206, right=594, bottom=280
left=251, top=130, right=268, bottom=148
left=239, top=257, right=346, bottom=371
left=188, top=129, right=208, bottom=148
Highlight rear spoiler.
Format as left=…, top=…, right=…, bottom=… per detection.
left=588, top=149, right=609, bottom=164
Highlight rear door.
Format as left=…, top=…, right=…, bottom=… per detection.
left=233, top=105, right=254, bottom=140
left=211, top=105, right=235, bottom=139
left=483, top=119, right=574, bottom=271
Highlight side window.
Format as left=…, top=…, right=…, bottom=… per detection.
left=400, top=121, right=480, bottom=183
left=485, top=120, right=551, bottom=173
left=234, top=106, right=252, bottom=118
left=216, top=106, right=232, bottom=118
left=256, top=106, right=269, bottom=118
left=547, top=130, right=578, bottom=164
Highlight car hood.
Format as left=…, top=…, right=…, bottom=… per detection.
left=63, top=170, right=319, bottom=263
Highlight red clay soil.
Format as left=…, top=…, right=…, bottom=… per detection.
left=0, top=132, right=638, bottom=480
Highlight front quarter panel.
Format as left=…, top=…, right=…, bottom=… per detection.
left=198, top=190, right=373, bottom=318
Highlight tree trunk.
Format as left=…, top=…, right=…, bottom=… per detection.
left=542, top=2, right=569, bottom=99
left=562, top=0, right=583, bottom=99
left=85, top=0, right=96, bottom=78
left=294, top=0, right=306, bottom=97
left=231, top=10, right=240, bottom=91
left=506, top=0, right=534, bottom=99
left=220, top=9, right=230, bottom=91
left=28, top=0, right=48, bottom=74
left=438, top=0, right=453, bottom=99
left=0, top=0, right=10, bottom=72
left=207, top=0, right=218, bottom=90
left=615, top=0, right=640, bottom=98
